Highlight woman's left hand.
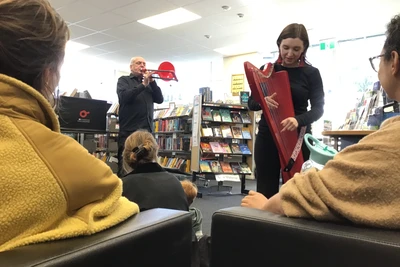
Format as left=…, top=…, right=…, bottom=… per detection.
left=281, top=117, right=298, bottom=132
left=241, top=190, right=269, bottom=210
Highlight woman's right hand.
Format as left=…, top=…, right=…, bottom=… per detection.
left=264, top=92, right=279, bottom=109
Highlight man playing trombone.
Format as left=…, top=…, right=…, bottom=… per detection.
left=116, top=56, right=164, bottom=177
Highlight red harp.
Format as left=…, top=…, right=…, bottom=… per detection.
left=244, top=62, right=305, bottom=183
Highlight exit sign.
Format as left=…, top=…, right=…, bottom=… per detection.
left=320, top=41, right=335, bottom=50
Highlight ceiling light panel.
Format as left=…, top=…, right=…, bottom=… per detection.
left=137, top=8, right=201, bottom=30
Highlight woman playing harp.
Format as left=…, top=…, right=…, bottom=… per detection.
left=248, top=23, right=325, bottom=198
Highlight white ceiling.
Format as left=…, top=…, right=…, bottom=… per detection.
left=50, top=0, right=400, bottom=66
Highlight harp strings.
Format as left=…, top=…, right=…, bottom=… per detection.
left=257, top=74, right=291, bottom=159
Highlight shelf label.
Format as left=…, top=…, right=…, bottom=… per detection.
left=215, top=174, right=241, bottom=182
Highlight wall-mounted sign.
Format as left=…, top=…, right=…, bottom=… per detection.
left=231, top=74, right=244, bottom=96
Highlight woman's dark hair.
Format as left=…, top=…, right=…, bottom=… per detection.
left=276, top=23, right=310, bottom=65
left=0, top=0, right=70, bottom=101
left=383, top=14, right=400, bottom=61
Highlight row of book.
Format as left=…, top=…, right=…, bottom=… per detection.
left=154, top=118, right=191, bottom=133
left=200, top=142, right=251, bottom=154
left=202, top=107, right=251, bottom=123
left=154, top=105, right=193, bottom=120
left=200, top=160, right=252, bottom=174
left=158, top=156, right=191, bottom=173
left=157, top=136, right=192, bottom=151
left=202, top=125, right=251, bottom=139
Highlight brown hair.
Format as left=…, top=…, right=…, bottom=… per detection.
left=383, top=14, right=400, bottom=61
left=276, top=23, right=310, bottom=65
left=123, top=130, right=158, bottom=172
left=181, top=180, right=198, bottom=205
left=0, top=0, right=70, bottom=101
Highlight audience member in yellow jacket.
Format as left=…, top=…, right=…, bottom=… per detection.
left=242, top=14, right=400, bottom=230
left=0, top=0, right=139, bottom=252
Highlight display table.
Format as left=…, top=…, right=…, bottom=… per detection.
left=321, top=130, right=376, bottom=151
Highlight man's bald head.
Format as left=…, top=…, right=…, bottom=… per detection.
left=130, top=56, right=146, bottom=75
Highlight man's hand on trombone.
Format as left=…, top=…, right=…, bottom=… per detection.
left=142, top=70, right=155, bottom=86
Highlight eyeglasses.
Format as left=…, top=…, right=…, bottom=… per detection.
left=369, top=54, right=384, bottom=72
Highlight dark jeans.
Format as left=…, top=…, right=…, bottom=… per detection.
left=254, top=128, right=310, bottom=198
left=117, top=131, right=132, bottom=178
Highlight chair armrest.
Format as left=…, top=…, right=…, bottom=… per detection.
left=211, top=207, right=400, bottom=267
left=0, top=208, right=192, bottom=267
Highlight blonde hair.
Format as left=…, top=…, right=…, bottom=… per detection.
left=122, top=130, right=158, bottom=173
left=0, top=0, right=69, bottom=101
left=181, top=180, right=198, bottom=205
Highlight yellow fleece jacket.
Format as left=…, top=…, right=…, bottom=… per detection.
left=0, top=74, right=139, bottom=252
left=281, top=116, right=400, bottom=229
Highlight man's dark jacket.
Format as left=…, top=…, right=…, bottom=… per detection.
left=117, top=74, right=163, bottom=133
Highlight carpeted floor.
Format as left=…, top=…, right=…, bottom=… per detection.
left=191, top=179, right=256, bottom=236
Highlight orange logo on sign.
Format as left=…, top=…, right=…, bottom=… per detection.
left=79, top=110, right=90, bottom=118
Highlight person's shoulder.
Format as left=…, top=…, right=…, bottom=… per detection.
left=303, top=65, right=320, bottom=75
left=118, top=75, right=131, bottom=81
left=380, top=115, right=400, bottom=129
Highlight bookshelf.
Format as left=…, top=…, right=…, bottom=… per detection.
left=153, top=103, right=193, bottom=175
left=190, top=95, right=256, bottom=195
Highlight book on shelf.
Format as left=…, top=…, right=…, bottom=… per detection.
left=230, top=143, right=242, bottom=153
left=239, top=162, right=252, bottom=173
left=231, top=126, right=243, bottom=139
left=211, top=110, right=221, bottom=121
left=221, top=125, right=233, bottom=138
left=200, top=160, right=212, bottom=172
left=162, top=107, right=174, bottom=118
left=230, top=162, right=242, bottom=173
left=230, top=111, right=242, bottom=123
left=240, top=111, right=252, bottom=123
left=220, top=161, right=233, bottom=173
left=212, top=126, right=222, bottom=137
left=238, top=143, right=251, bottom=154
left=169, top=107, right=179, bottom=117
left=220, top=142, right=232, bottom=153
left=158, top=156, right=191, bottom=173
left=210, top=160, right=223, bottom=173
left=209, top=142, right=225, bottom=153
left=201, top=127, right=213, bottom=137
left=200, top=142, right=212, bottom=153
left=219, top=109, right=232, bottom=122
left=241, top=127, right=251, bottom=139
left=202, top=107, right=213, bottom=121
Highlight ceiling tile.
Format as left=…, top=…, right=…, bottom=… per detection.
left=99, top=52, right=139, bottom=65
left=206, top=5, right=253, bottom=26
left=162, top=18, right=223, bottom=42
left=135, top=32, right=192, bottom=50
left=184, top=0, right=248, bottom=17
left=93, top=40, right=144, bottom=53
left=103, top=22, right=155, bottom=40
left=165, top=0, right=204, bottom=6
left=68, top=25, right=96, bottom=39
left=48, top=0, right=79, bottom=9
left=57, top=1, right=104, bottom=23
left=77, top=47, right=109, bottom=57
left=167, top=44, right=210, bottom=56
left=112, top=0, right=178, bottom=21
left=73, top=33, right=118, bottom=47
left=76, top=12, right=134, bottom=31
left=80, top=0, right=140, bottom=12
